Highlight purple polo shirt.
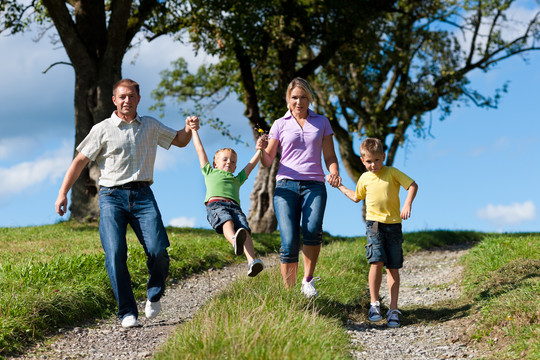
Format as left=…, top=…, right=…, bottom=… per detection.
left=268, top=109, right=334, bottom=182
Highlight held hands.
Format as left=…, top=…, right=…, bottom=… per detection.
left=326, top=173, right=341, bottom=188
left=256, top=135, right=268, bottom=151
left=186, top=116, right=200, bottom=132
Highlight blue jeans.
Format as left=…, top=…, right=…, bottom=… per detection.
left=273, top=180, right=327, bottom=263
left=99, top=186, right=170, bottom=319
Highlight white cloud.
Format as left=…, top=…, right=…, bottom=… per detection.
left=477, top=201, right=536, bottom=226
left=168, top=216, right=196, bottom=228
left=0, top=142, right=72, bottom=198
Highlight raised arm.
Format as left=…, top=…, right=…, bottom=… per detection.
left=171, top=116, right=200, bottom=148
left=322, top=134, right=341, bottom=187
left=242, top=139, right=266, bottom=177
left=191, top=129, right=209, bottom=168
left=401, top=181, right=418, bottom=220
left=55, top=152, right=91, bottom=216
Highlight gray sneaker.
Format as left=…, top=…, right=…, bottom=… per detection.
left=247, top=259, right=264, bottom=277
left=386, top=309, right=402, bottom=328
left=233, top=228, right=247, bottom=255
left=368, top=301, right=383, bottom=322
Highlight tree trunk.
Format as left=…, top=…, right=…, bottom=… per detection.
left=247, top=156, right=280, bottom=233
left=69, top=72, right=119, bottom=220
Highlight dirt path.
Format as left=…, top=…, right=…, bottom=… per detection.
left=10, top=245, right=480, bottom=359
left=348, top=244, right=480, bottom=359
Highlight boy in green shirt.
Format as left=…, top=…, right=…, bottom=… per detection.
left=191, top=119, right=265, bottom=277
left=337, top=138, right=418, bottom=328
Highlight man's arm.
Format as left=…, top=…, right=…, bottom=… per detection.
left=55, top=152, right=91, bottom=216
left=338, top=184, right=361, bottom=203
left=401, top=181, right=418, bottom=220
left=171, top=116, right=200, bottom=148
left=191, top=129, right=209, bottom=168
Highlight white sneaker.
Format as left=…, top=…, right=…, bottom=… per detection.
left=145, top=300, right=161, bottom=319
left=301, top=277, right=320, bottom=298
left=121, top=315, right=138, bottom=328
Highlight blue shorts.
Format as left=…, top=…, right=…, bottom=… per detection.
left=206, top=200, right=251, bottom=234
left=365, top=221, right=404, bottom=269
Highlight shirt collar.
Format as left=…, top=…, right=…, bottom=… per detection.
left=282, top=108, right=316, bottom=119
left=111, top=111, right=141, bottom=126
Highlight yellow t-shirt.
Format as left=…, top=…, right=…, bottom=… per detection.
left=355, top=166, right=414, bottom=224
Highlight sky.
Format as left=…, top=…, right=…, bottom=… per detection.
left=0, top=5, right=539, bottom=237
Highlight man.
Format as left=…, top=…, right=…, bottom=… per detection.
left=55, top=78, right=199, bottom=328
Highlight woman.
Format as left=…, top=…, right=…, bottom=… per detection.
left=259, top=77, right=341, bottom=297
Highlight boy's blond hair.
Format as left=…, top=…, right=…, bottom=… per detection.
left=213, top=148, right=237, bottom=166
left=360, top=138, right=385, bottom=157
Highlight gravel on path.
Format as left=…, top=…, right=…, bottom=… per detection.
left=9, top=254, right=280, bottom=360
left=10, top=245, right=481, bottom=360
left=348, top=244, right=480, bottom=360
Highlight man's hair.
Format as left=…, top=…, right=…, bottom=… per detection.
left=360, top=138, right=385, bottom=157
left=213, top=148, right=237, bottom=166
left=113, top=79, right=140, bottom=96
left=286, top=77, right=314, bottom=105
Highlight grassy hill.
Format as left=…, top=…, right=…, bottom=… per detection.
left=0, top=222, right=538, bottom=359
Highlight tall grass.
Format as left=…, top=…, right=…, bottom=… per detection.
left=461, top=233, right=540, bottom=360
left=0, top=222, right=281, bottom=355
left=1, top=224, right=537, bottom=359
left=154, top=231, right=487, bottom=359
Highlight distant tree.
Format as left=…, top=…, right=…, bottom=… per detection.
left=0, top=0, right=171, bottom=220
left=314, top=0, right=540, bottom=184
left=152, top=0, right=393, bottom=232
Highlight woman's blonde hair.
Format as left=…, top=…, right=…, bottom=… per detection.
left=286, top=77, right=314, bottom=107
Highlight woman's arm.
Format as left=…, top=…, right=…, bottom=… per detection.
left=322, top=134, right=341, bottom=187
left=259, top=138, right=279, bottom=167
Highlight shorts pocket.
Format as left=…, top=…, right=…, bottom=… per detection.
left=365, top=243, right=373, bottom=260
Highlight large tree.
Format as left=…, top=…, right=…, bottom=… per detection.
left=151, top=0, right=393, bottom=232
left=156, top=0, right=540, bottom=230
left=0, top=0, right=171, bottom=220
left=313, top=0, right=540, bottom=185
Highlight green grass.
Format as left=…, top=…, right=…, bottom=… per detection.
left=1, top=224, right=538, bottom=359
left=461, top=233, right=540, bottom=360
left=0, top=222, right=281, bottom=355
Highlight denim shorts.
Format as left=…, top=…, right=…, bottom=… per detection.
left=273, top=179, right=327, bottom=263
left=206, top=201, right=251, bottom=234
left=365, top=221, right=404, bottom=269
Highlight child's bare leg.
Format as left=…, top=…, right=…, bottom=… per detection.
left=221, top=220, right=236, bottom=246
left=386, top=268, right=400, bottom=310
left=243, top=234, right=256, bottom=263
left=302, top=244, right=321, bottom=279
left=368, top=262, right=384, bottom=303
left=281, top=262, right=298, bottom=289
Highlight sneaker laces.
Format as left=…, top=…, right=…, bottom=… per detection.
left=302, top=277, right=320, bottom=297
left=387, top=309, right=401, bottom=321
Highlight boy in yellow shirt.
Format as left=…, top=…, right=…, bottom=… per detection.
left=338, top=138, right=418, bottom=328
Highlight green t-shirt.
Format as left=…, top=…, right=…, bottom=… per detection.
left=202, top=162, right=247, bottom=205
